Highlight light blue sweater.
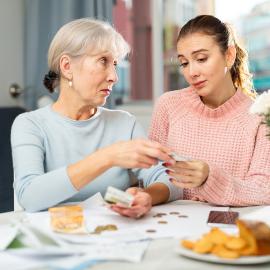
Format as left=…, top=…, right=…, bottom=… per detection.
left=11, top=106, right=181, bottom=212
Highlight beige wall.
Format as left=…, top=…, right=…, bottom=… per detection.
left=0, top=0, right=24, bottom=107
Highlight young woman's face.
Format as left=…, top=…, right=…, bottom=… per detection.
left=71, top=51, right=118, bottom=107
left=177, top=32, right=230, bottom=97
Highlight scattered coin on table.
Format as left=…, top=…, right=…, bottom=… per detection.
left=146, top=229, right=157, bottom=233
left=93, top=224, right=118, bottom=234
left=153, top=213, right=167, bottom=218
left=169, top=211, right=180, bottom=215
left=158, top=220, right=168, bottom=224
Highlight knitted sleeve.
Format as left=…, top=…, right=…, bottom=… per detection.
left=196, top=124, right=270, bottom=206
left=148, top=93, right=170, bottom=145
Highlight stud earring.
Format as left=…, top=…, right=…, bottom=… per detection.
left=68, top=80, right=73, bottom=88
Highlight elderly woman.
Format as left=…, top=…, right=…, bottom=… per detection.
left=11, top=18, right=180, bottom=216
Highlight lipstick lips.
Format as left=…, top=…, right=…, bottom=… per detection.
left=99, top=89, right=111, bottom=96
left=192, top=80, right=207, bottom=89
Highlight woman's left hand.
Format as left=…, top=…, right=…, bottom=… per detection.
left=110, top=187, right=152, bottom=218
left=165, top=160, right=209, bottom=188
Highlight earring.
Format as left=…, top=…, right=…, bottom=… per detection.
left=68, top=80, right=73, bottom=88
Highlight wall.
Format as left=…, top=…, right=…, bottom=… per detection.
left=0, top=0, right=24, bottom=107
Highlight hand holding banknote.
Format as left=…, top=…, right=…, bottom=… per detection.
left=104, top=139, right=174, bottom=169
left=164, top=152, right=209, bottom=188
left=107, top=187, right=152, bottom=219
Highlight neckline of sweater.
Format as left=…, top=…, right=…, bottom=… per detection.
left=184, top=87, right=250, bottom=119
left=46, top=105, right=102, bottom=126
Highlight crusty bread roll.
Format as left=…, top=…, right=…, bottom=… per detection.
left=237, top=220, right=270, bottom=255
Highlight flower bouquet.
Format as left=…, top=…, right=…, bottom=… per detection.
left=250, top=90, right=270, bottom=137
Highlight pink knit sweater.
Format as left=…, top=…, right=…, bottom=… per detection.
left=149, top=87, right=270, bottom=206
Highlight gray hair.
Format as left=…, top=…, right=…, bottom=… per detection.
left=48, top=18, right=130, bottom=75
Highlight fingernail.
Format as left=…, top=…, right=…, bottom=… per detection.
left=163, top=163, right=172, bottom=167
left=169, top=178, right=173, bottom=182
left=165, top=169, right=170, bottom=174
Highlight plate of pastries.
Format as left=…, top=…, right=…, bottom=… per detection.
left=176, top=219, right=270, bottom=264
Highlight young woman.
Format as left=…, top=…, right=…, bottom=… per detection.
left=11, top=18, right=181, bottom=215
left=149, top=15, right=270, bottom=206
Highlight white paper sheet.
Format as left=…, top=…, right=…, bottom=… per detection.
left=27, top=194, right=229, bottom=244
left=0, top=195, right=232, bottom=270
left=26, top=211, right=148, bottom=245
left=46, top=240, right=150, bottom=269
left=0, top=218, right=149, bottom=269
left=81, top=195, right=230, bottom=238
left=0, top=252, right=43, bottom=270
left=83, top=193, right=230, bottom=236
left=4, top=241, right=149, bottom=269
left=0, top=224, right=19, bottom=251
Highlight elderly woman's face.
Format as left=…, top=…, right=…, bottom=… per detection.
left=71, top=51, right=118, bottom=107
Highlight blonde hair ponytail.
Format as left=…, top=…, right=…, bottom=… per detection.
left=229, top=32, right=256, bottom=98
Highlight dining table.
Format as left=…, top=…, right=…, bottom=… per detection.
left=0, top=202, right=269, bottom=270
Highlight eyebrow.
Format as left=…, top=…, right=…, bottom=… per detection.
left=177, top=49, right=209, bottom=58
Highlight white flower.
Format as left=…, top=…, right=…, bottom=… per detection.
left=250, top=90, right=270, bottom=115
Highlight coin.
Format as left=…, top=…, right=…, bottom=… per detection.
left=158, top=220, right=168, bottom=224
left=146, top=229, right=156, bottom=233
left=169, top=211, right=180, bottom=215
left=93, top=224, right=118, bottom=234
left=153, top=213, right=167, bottom=218
left=178, top=215, right=188, bottom=218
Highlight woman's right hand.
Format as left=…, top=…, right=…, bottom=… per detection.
left=104, top=139, right=174, bottom=169
left=110, top=187, right=152, bottom=218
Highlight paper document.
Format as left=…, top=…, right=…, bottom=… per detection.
left=27, top=194, right=229, bottom=242
left=0, top=224, right=19, bottom=251
left=0, top=252, right=43, bottom=270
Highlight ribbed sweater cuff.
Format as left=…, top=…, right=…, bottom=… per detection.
left=196, top=163, right=231, bottom=205
left=153, top=177, right=183, bottom=202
